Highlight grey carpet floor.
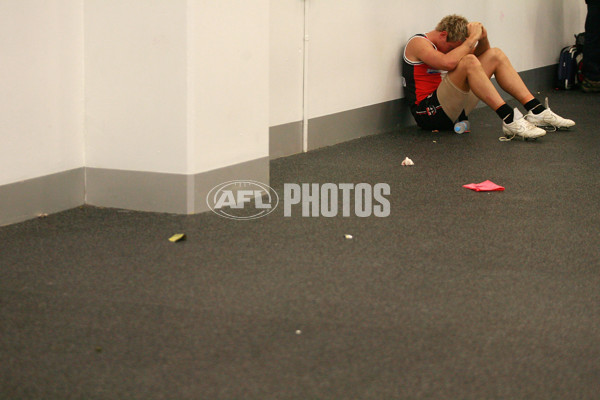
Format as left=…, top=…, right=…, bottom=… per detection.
left=1, top=89, right=599, bottom=399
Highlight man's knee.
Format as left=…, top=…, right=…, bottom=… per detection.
left=483, top=47, right=508, bottom=63
left=459, top=54, right=482, bottom=71
left=492, top=47, right=507, bottom=59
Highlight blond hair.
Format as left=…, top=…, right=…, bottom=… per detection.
left=436, top=14, right=469, bottom=42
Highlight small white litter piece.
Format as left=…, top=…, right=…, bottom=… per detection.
left=401, top=157, right=415, bottom=166
left=295, top=330, right=302, bottom=335
left=344, top=234, right=353, bottom=239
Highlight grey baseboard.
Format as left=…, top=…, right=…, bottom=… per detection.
left=0, top=157, right=269, bottom=226
left=191, top=157, right=270, bottom=214
left=520, top=64, right=557, bottom=92
left=270, top=121, right=303, bottom=160
left=85, top=157, right=270, bottom=215
left=307, top=99, right=413, bottom=151
left=0, top=168, right=85, bottom=227
left=269, top=100, right=413, bottom=159
left=85, top=168, right=189, bottom=214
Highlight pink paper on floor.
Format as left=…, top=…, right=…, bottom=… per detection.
left=462, top=180, right=505, bottom=192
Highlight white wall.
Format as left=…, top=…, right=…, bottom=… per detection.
left=269, top=0, right=305, bottom=127
left=85, top=0, right=269, bottom=176
left=271, top=0, right=588, bottom=122
left=84, top=0, right=188, bottom=174
left=188, top=0, right=270, bottom=174
left=0, top=0, right=84, bottom=186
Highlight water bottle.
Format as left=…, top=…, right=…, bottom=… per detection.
left=454, top=120, right=470, bottom=134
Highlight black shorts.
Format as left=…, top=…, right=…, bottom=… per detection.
left=411, top=91, right=454, bottom=131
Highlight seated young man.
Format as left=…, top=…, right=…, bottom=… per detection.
left=402, top=14, right=575, bottom=140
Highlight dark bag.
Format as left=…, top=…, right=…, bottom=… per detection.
left=557, top=33, right=585, bottom=90
left=557, top=45, right=580, bottom=89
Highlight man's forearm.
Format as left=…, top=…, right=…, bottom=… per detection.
left=443, top=37, right=479, bottom=70
left=474, top=37, right=490, bottom=57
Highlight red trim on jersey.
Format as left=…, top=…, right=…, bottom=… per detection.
left=413, top=64, right=442, bottom=104
left=403, top=34, right=443, bottom=104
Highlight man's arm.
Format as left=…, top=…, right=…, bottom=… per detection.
left=409, top=22, right=483, bottom=71
left=473, top=25, right=490, bottom=57
left=411, top=38, right=476, bottom=71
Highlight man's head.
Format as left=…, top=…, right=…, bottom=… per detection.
left=436, top=14, right=469, bottom=42
left=435, top=14, right=469, bottom=53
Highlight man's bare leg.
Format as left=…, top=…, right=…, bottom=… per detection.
left=477, top=48, right=535, bottom=105
left=447, top=48, right=536, bottom=109
left=447, top=54, right=506, bottom=110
